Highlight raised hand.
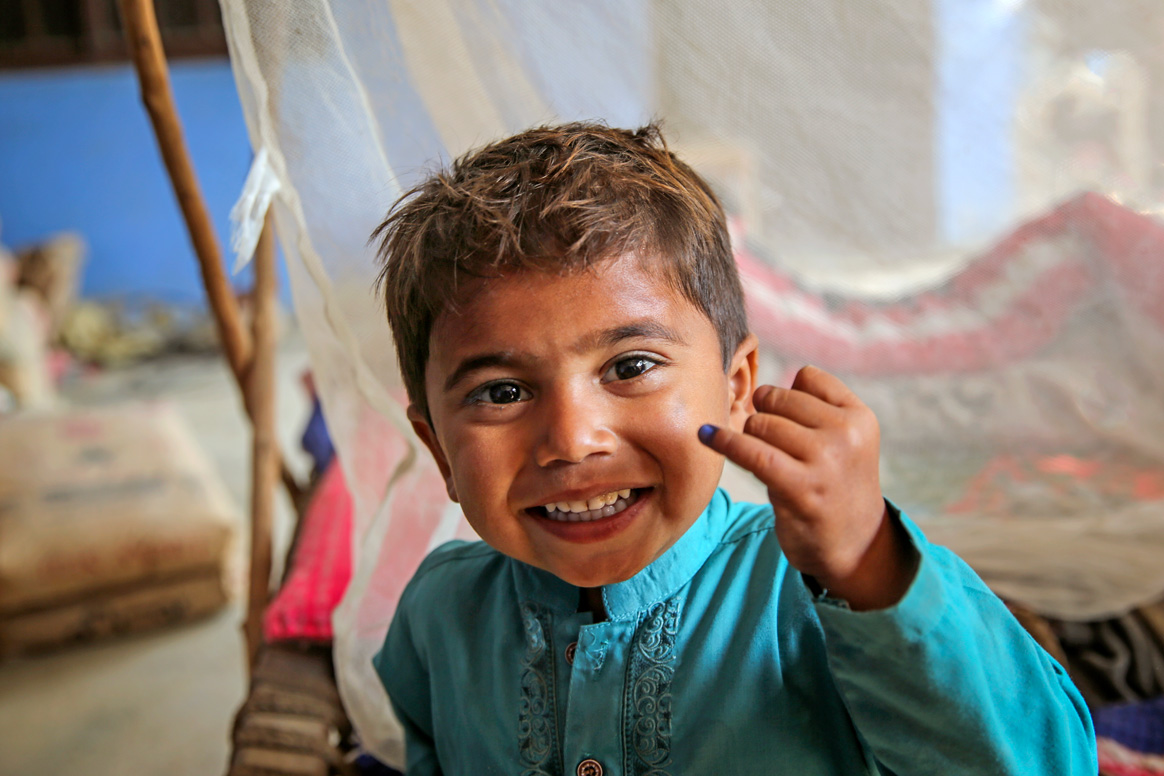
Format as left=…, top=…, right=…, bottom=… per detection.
left=699, top=365, right=916, bottom=610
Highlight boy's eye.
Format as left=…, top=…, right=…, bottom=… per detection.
left=468, top=381, right=531, bottom=405
left=603, top=355, right=661, bottom=382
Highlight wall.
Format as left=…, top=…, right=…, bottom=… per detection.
left=0, top=58, right=286, bottom=305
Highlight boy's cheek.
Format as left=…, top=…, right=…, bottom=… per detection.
left=652, top=390, right=732, bottom=466
left=664, top=369, right=734, bottom=421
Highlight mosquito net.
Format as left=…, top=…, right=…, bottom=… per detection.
left=217, top=1, right=1164, bottom=764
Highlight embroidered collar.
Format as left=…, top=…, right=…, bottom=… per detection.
left=511, top=489, right=731, bottom=621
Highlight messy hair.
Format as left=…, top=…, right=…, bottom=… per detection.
left=373, top=121, right=748, bottom=417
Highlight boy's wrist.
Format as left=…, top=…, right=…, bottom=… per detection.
left=809, top=501, right=919, bottom=611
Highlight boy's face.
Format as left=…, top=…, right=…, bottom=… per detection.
left=409, top=254, right=757, bottom=587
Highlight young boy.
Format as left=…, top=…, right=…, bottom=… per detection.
left=372, top=123, right=1096, bottom=775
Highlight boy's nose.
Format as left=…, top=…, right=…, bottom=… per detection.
left=533, top=391, right=617, bottom=467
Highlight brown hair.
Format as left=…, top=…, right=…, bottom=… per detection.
left=373, top=121, right=748, bottom=417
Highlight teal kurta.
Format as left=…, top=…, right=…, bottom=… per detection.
left=374, top=489, right=1096, bottom=775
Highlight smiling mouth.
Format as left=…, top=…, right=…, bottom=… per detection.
left=534, top=488, right=645, bottom=523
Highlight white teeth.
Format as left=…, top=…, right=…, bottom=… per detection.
left=546, top=491, right=629, bottom=513
left=540, top=489, right=639, bottom=522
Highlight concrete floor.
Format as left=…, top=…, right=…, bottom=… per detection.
left=0, top=331, right=313, bottom=776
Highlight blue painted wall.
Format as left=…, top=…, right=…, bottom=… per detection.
left=0, top=58, right=284, bottom=306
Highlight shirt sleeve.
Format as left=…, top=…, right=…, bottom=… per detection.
left=373, top=596, right=444, bottom=776
left=812, top=503, right=1097, bottom=775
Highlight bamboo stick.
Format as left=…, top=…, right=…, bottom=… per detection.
left=118, top=0, right=304, bottom=508
left=119, top=0, right=251, bottom=375
left=244, top=215, right=279, bottom=670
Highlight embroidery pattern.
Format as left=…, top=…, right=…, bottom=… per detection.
left=518, top=602, right=561, bottom=776
left=626, top=597, right=680, bottom=776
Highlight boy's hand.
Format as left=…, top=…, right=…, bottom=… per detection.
left=700, top=366, right=916, bottom=610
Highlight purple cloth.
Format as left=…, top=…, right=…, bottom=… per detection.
left=1093, top=695, right=1164, bottom=755
left=301, top=397, right=335, bottom=474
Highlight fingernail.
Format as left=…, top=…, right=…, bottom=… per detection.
left=698, top=424, right=718, bottom=446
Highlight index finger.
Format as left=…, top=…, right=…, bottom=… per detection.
left=698, top=423, right=804, bottom=490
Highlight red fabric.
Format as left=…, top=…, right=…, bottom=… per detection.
left=263, top=461, right=354, bottom=642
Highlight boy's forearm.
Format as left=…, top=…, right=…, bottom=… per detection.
left=814, top=513, right=1097, bottom=775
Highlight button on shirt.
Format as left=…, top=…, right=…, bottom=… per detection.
left=374, top=489, right=1096, bottom=775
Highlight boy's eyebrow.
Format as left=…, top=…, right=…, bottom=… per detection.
left=443, top=352, right=526, bottom=392
left=584, top=320, right=688, bottom=352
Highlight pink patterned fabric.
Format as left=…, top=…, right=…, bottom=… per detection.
left=738, top=192, right=1164, bottom=376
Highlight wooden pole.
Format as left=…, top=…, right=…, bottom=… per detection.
left=118, top=0, right=304, bottom=510
left=245, top=215, right=279, bottom=670
left=119, top=0, right=252, bottom=375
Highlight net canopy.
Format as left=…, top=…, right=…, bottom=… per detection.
left=218, top=0, right=1164, bottom=764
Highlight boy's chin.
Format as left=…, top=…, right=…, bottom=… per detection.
left=543, top=557, right=646, bottom=589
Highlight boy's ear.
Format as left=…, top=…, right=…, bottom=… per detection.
left=727, top=333, right=759, bottom=433
left=406, top=404, right=459, bottom=503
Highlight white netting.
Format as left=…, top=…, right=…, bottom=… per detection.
left=218, top=1, right=1164, bottom=765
